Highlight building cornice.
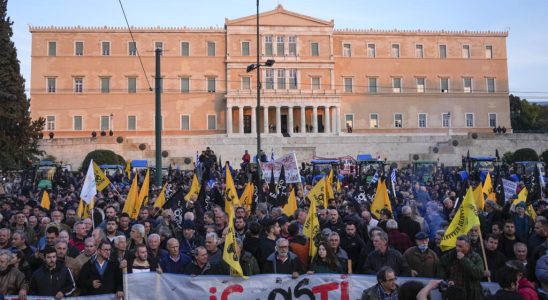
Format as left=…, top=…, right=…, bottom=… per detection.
left=334, top=28, right=508, bottom=37
left=29, top=25, right=225, bottom=33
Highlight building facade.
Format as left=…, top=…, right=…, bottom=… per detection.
left=30, top=5, right=510, bottom=139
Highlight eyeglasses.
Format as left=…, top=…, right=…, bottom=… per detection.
left=384, top=277, right=397, bottom=282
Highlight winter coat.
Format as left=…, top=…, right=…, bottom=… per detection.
left=29, top=262, right=76, bottom=297
left=0, top=265, right=28, bottom=295
left=403, top=246, right=439, bottom=278
left=437, top=250, right=484, bottom=300
left=77, top=257, right=123, bottom=295
left=360, top=248, right=411, bottom=276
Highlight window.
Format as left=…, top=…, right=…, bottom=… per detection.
left=207, top=42, right=215, bottom=56
left=207, top=115, right=216, bottom=130
left=415, top=44, right=424, bottom=58
left=489, top=113, right=497, bottom=127
left=47, top=77, right=56, bottom=93
left=48, top=41, right=56, bottom=56
left=344, top=78, right=353, bottom=93
left=487, top=78, right=495, bottom=93
left=311, top=42, right=319, bottom=56
left=46, top=116, right=55, bottom=131
left=128, top=41, right=137, bottom=56
left=207, top=77, right=216, bottom=92
left=442, top=113, right=451, bottom=128
left=345, top=114, right=354, bottom=129
left=181, top=42, right=189, bottom=56
left=465, top=113, right=474, bottom=128
left=265, top=36, right=273, bottom=56
left=181, top=115, right=190, bottom=130
left=416, top=78, right=425, bottom=93
left=367, top=43, right=376, bottom=58
left=102, top=42, right=110, bottom=56
left=241, top=77, right=251, bottom=90
left=418, top=113, right=427, bottom=128
left=370, top=113, right=379, bottom=128
left=181, top=77, right=190, bottom=93
left=155, top=41, right=163, bottom=55
left=462, top=45, right=470, bottom=59
left=439, top=44, right=447, bottom=59
left=392, top=78, right=402, bottom=93
left=276, top=36, right=284, bottom=56
left=75, top=41, right=84, bottom=56
left=289, top=69, right=298, bottom=89
left=485, top=45, right=493, bottom=59
left=100, top=115, right=110, bottom=131
left=394, top=113, right=403, bottom=128
left=463, top=77, right=472, bottom=93
left=74, top=77, right=83, bottom=93
left=440, top=78, right=449, bottom=93
left=277, top=69, right=286, bottom=89
left=128, top=77, right=137, bottom=93
left=368, top=77, right=377, bottom=93
left=343, top=43, right=352, bottom=57
left=128, top=116, right=137, bottom=130
left=73, top=116, right=83, bottom=131
left=100, top=77, right=110, bottom=93
left=241, top=41, right=250, bottom=56
left=265, top=69, right=274, bottom=89
left=288, top=36, right=296, bottom=56
left=311, top=77, right=320, bottom=90
left=391, top=44, right=400, bottom=58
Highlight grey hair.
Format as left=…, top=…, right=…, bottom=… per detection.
left=386, top=219, right=398, bottom=230
left=0, top=249, right=14, bottom=261
left=113, top=235, right=126, bottom=246
left=276, top=238, right=289, bottom=247
left=148, top=233, right=160, bottom=243
left=376, top=230, right=389, bottom=242
left=401, top=206, right=412, bottom=216
left=205, top=232, right=219, bottom=243
left=131, top=224, right=145, bottom=237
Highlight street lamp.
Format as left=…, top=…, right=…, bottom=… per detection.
left=246, top=0, right=275, bottom=210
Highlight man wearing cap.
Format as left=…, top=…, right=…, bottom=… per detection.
left=404, top=232, right=439, bottom=277
left=180, top=220, right=203, bottom=257
left=512, top=202, right=533, bottom=243
left=29, top=247, right=76, bottom=298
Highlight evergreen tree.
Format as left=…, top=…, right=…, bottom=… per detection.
left=0, top=0, right=44, bottom=170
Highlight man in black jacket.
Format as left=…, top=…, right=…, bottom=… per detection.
left=29, top=247, right=76, bottom=298
left=360, top=231, right=411, bottom=276
left=77, top=239, right=123, bottom=298
left=397, top=206, right=421, bottom=244
left=262, top=238, right=303, bottom=278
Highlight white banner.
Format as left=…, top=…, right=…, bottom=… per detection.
left=124, top=273, right=500, bottom=300
left=502, top=178, right=518, bottom=202
left=260, top=152, right=301, bottom=183
left=3, top=295, right=114, bottom=300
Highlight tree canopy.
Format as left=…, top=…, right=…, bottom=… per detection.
left=0, top=0, right=45, bottom=170
left=510, top=94, right=548, bottom=132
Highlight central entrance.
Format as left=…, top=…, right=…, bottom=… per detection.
left=281, top=115, right=288, bottom=134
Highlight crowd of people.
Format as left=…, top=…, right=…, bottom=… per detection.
left=0, top=147, right=546, bottom=300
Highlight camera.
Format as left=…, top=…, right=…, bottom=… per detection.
left=438, top=280, right=449, bottom=293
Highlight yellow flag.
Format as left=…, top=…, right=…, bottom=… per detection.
left=40, top=191, right=51, bottom=210
left=131, top=169, right=150, bottom=219
left=326, top=170, right=334, bottom=201
left=239, top=182, right=254, bottom=212
left=336, top=178, right=341, bottom=193
left=125, top=160, right=132, bottom=179
left=512, top=187, right=537, bottom=219
left=473, top=183, right=484, bottom=211
left=483, top=172, right=493, bottom=196
left=370, top=179, right=392, bottom=219
left=222, top=206, right=247, bottom=278
left=184, top=174, right=200, bottom=202
left=224, top=163, right=240, bottom=216
left=307, top=179, right=327, bottom=208
left=303, top=196, right=320, bottom=258
left=153, top=182, right=168, bottom=209
left=92, top=161, right=111, bottom=192
left=440, top=187, right=480, bottom=251
left=77, top=198, right=93, bottom=218
left=283, top=188, right=298, bottom=217
left=122, top=176, right=140, bottom=217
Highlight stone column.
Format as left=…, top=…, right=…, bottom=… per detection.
left=335, top=106, right=341, bottom=134
left=312, top=106, right=318, bottom=134
left=263, top=106, right=269, bottom=134
left=226, top=106, right=233, bottom=135
left=325, top=106, right=331, bottom=134
left=276, top=106, right=282, bottom=134
left=288, top=106, right=294, bottom=134
left=238, top=106, right=244, bottom=134
left=300, top=106, right=306, bottom=134
left=331, top=106, right=336, bottom=133
left=251, top=106, right=256, bottom=134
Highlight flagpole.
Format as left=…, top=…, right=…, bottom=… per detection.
left=477, top=228, right=490, bottom=282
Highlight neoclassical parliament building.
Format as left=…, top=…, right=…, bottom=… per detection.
left=30, top=5, right=510, bottom=150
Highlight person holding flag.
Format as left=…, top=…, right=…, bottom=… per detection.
left=220, top=204, right=246, bottom=278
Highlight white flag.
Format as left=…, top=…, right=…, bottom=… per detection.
left=80, top=159, right=97, bottom=204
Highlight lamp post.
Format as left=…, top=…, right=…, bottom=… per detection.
left=247, top=0, right=275, bottom=202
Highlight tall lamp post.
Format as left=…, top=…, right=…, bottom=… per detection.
left=246, top=0, right=274, bottom=198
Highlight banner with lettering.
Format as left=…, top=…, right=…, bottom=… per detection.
left=502, top=178, right=518, bottom=202
left=261, top=152, right=301, bottom=183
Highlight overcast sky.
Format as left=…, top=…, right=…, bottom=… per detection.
left=7, top=0, right=548, bottom=102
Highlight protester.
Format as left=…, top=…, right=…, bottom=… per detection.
left=77, top=240, right=123, bottom=298
left=360, top=231, right=411, bottom=276
left=29, top=247, right=76, bottom=298
left=262, top=238, right=303, bottom=278
left=404, top=231, right=438, bottom=277
left=308, top=242, right=343, bottom=274
left=0, top=249, right=28, bottom=299
left=360, top=266, right=399, bottom=300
